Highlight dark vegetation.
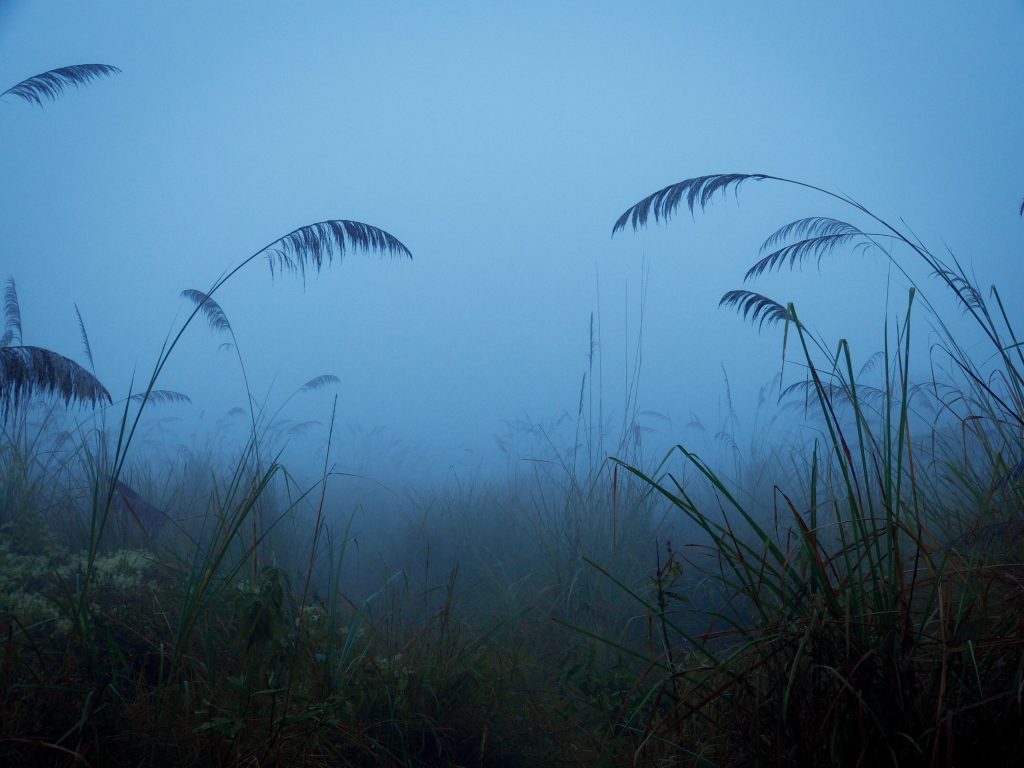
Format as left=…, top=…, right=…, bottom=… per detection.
left=1, top=66, right=1022, bottom=767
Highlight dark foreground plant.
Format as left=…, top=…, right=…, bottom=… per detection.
left=0, top=228, right=417, bottom=767
left=594, top=174, right=1024, bottom=767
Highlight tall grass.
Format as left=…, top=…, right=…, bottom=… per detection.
left=597, top=174, right=1024, bottom=766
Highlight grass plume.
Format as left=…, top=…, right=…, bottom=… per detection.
left=602, top=172, right=1024, bottom=766
left=1, top=64, right=120, bottom=107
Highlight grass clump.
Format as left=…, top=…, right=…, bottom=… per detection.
left=596, top=173, right=1024, bottom=767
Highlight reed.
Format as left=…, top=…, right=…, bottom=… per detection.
left=595, top=173, right=1024, bottom=767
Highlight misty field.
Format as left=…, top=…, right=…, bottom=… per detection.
left=3, top=173, right=1023, bottom=766
left=3, top=65, right=1024, bottom=768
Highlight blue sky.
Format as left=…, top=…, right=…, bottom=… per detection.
left=2, top=2, right=1022, bottom=477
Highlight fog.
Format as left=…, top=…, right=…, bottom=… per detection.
left=3, top=1, right=1023, bottom=488
left=5, top=6, right=1024, bottom=761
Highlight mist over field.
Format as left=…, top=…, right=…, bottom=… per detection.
left=2, top=3, right=1023, bottom=766
left=2, top=2, right=1019, bottom=484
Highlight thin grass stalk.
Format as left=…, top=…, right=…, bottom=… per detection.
left=990, top=286, right=1024, bottom=403
left=839, top=339, right=877, bottom=522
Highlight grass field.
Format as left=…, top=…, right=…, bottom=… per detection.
left=2, top=171, right=1023, bottom=766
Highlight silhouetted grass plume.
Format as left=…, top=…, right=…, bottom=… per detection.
left=1, top=63, right=120, bottom=107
